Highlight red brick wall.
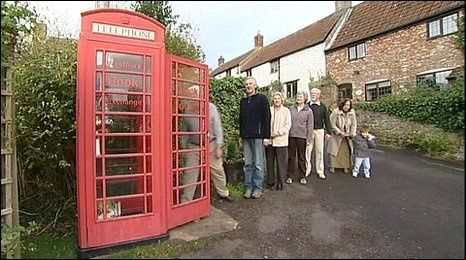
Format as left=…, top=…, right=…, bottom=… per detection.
left=326, top=12, right=464, bottom=102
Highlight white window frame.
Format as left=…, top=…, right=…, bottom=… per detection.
left=428, top=12, right=458, bottom=38
left=348, top=42, right=366, bottom=60
left=270, top=60, right=278, bottom=74
left=365, top=80, right=391, bottom=101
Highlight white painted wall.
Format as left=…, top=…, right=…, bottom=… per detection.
left=251, top=63, right=279, bottom=88
left=213, top=65, right=243, bottom=79
left=280, top=43, right=326, bottom=97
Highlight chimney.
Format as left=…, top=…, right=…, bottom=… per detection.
left=254, top=31, right=263, bottom=48
left=218, top=55, right=225, bottom=66
left=335, top=1, right=351, bottom=12
left=95, top=1, right=110, bottom=8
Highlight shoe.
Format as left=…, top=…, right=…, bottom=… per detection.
left=243, top=189, right=252, bottom=199
left=352, top=173, right=358, bottom=178
left=364, top=174, right=371, bottom=179
left=300, top=178, right=307, bottom=185
left=251, top=190, right=262, bottom=199
left=344, top=168, right=349, bottom=174
left=219, top=195, right=234, bottom=202
left=276, top=184, right=283, bottom=191
left=286, top=178, right=293, bottom=184
left=329, top=167, right=335, bottom=173
left=318, top=174, right=326, bottom=180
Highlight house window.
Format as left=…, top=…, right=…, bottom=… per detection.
left=246, top=70, right=252, bottom=77
left=428, top=13, right=458, bottom=38
left=337, top=83, right=353, bottom=101
left=226, top=70, right=231, bottom=77
left=417, top=69, right=453, bottom=90
left=348, top=42, right=365, bottom=60
left=365, top=80, right=391, bottom=101
left=285, top=80, right=298, bottom=99
left=270, top=60, right=278, bottom=74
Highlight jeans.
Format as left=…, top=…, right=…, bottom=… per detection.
left=243, top=138, right=265, bottom=192
left=352, top=156, right=371, bottom=177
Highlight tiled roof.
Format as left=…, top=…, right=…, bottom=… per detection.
left=211, top=49, right=256, bottom=76
left=328, top=1, right=465, bottom=51
left=241, top=10, right=345, bottom=71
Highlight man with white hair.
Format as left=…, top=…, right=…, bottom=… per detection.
left=306, top=87, right=332, bottom=179
left=240, top=77, right=271, bottom=199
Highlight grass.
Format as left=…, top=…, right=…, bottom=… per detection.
left=99, top=237, right=213, bottom=259
left=21, top=233, right=77, bottom=259
left=20, top=232, right=213, bottom=259
left=227, top=182, right=246, bottom=197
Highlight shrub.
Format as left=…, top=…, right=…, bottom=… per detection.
left=357, top=78, right=464, bottom=132
left=210, top=77, right=245, bottom=162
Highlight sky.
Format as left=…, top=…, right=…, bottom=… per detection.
left=27, top=1, right=362, bottom=70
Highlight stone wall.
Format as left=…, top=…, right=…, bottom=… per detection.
left=356, top=109, right=464, bottom=161
left=326, top=10, right=465, bottom=102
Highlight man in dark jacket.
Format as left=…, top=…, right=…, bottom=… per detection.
left=240, top=77, right=271, bottom=199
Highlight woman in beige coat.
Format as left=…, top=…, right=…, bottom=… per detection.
left=264, top=92, right=291, bottom=190
left=328, top=99, right=357, bottom=174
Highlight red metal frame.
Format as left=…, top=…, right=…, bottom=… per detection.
left=77, top=9, right=210, bottom=251
left=165, top=54, right=211, bottom=229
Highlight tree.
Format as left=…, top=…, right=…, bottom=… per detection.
left=131, top=1, right=177, bottom=27
left=132, top=1, right=206, bottom=62
left=1, top=1, right=37, bottom=62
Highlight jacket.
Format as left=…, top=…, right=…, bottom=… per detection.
left=288, top=105, right=314, bottom=144
left=327, top=108, right=357, bottom=156
left=352, top=133, right=377, bottom=158
left=264, top=105, right=291, bottom=147
left=239, top=93, right=271, bottom=139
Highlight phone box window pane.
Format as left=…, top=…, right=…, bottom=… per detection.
left=105, top=73, right=143, bottom=92
left=105, top=94, right=143, bottom=112
left=105, top=115, right=143, bottom=133
left=105, top=157, right=143, bottom=176
left=105, top=136, right=143, bottom=154
left=106, top=52, right=144, bottom=73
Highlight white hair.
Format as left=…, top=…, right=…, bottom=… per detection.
left=310, top=88, right=321, bottom=94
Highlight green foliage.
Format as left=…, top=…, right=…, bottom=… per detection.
left=165, top=23, right=206, bottom=62
left=21, top=233, right=76, bottom=259
left=357, top=78, right=465, bottom=132
left=131, top=1, right=178, bottom=27
left=1, top=1, right=37, bottom=62
left=103, top=238, right=213, bottom=259
left=210, top=77, right=245, bottom=162
left=226, top=182, right=246, bottom=197
left=1, top=221, right=38, bottom=256
left=309, top=73, right=338, bottom=108
left=132, top=1, right=205, bottom=62
left=12, top=35, right=78, bottom=231
left=456, top=14, right=464, bottom=53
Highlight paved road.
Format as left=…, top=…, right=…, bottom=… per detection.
left=182, top=145, right=464, bottom=258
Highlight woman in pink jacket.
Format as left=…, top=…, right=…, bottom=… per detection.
left=264, top=92, right=291, bottom=190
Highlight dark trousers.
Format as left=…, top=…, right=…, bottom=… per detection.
left=266, top=146, right=288, bottom=187
left=287, top=137, right=307, bottom=180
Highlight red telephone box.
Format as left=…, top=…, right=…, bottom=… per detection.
left=77, top=9, right=210, bottom=257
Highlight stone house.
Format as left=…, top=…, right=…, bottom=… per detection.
left=211, top=1, right=464, bottom=102
left=325, top=1, right=465, bottom=102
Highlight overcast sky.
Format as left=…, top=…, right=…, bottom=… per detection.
left=27, top=1, right=363, bottom=69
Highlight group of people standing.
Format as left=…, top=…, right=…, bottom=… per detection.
left=239, top=77, right=377, bottom=200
